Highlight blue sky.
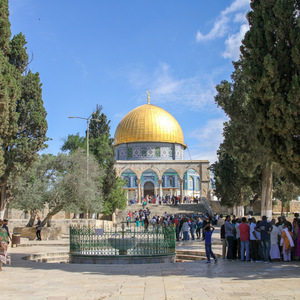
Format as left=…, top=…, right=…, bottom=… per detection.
left=9, top=0, right=251, bottom=163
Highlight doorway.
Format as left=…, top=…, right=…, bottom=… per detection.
left=144, top=181, right=154, bottom=197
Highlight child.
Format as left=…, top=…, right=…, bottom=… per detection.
left=204, top=222, right=218, bottom=264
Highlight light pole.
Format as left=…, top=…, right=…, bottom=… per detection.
left=68, top=114, right=101, bottom=220
left=68, top=114, right=101, bottom=177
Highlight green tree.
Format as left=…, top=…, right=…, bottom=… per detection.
left=89, top=105, right=126, bottom=214
left=215, top=60, right=273, bottom=218
left=273, top=166, right=300, bottom=216
left=0, top=3, right=47, bottom=217
left=11, top=151, right=104, bottom=227
left=62, top=105, right=127, bottom=215
left=61, top=133, right=85, bottom=152
left=8, top=33, right=29, bottom=73
left=103, top=177, right=127, bottom=215
left=10, top=155, right=51, bottom=227
left=211, top=143, right=260, bottom=216
left=41, top=151, right=103, bottom=226
left=241, top=0, right=300, bottom=185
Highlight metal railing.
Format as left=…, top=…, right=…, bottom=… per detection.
left=70, top=224, right=175, bottom=256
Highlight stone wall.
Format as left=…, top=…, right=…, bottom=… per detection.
left=8, top=219, right=114, bottom=240
left=13, top=226, right=62, bottom=240
left=210, top=199, right=300, bottom=216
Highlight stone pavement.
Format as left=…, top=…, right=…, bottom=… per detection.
left=1, top=238, right=300, bottom=300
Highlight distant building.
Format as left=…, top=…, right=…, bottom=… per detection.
left=114, top=94, right=211, bottom=203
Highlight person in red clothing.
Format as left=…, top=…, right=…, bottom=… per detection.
left=239, top=217, right=250, bottom=261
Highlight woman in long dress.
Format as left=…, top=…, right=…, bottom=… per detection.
left=270, top=219, right=281, bottom=261
left=0, top=219, right=9, bottom=271
left=280, top=223, right=294, bottom=262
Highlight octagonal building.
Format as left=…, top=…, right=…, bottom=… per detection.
left=114, top=96, right=211, bottom=204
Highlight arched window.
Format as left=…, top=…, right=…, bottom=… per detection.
left=168, top=177, right=174, bottom=187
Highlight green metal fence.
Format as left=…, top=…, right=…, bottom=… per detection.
left=70, top=224, right=176, bottom=256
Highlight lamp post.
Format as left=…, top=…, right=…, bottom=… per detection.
left=68, top=114, right=101, bottom=177
left=68, top=114, right=101, bottom=220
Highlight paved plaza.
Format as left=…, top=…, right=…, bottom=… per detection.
left=1, top=238, right=300, bottom=300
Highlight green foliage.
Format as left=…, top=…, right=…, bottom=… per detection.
left=103, top=177, right=127, bottom=215
left=0, top=3, right=47, bottom=213
left=273, top=165, right=300, bottom=209
left=10, top=155, right=50, bottom=212
left=62, top=105, right=126, bottom=214
left=88, top=105, right=125, bottom=212
left=8, top=33, right=29, bottom=73
left=11, top=151, right=104, bottom=225
left=241, top=0, right=300, bottom=185
left=0, top=0, right=11, bottom=55
left=61, top=133, right=85, bottom=153
left=210, top=145, right=259, bottom=208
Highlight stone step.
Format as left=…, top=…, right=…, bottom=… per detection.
left=176, top=250, right=222, bottom=261
left=176, top=254, right=207, bottom=261
left=23, top=252, right=70, bottom=263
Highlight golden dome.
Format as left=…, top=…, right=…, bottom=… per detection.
left=114, top=103, right=186, bottom=148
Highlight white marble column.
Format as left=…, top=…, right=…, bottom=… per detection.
left=158, top=180, right=163, bottom=198
left=179, top=178, right=184, bottom=203
left=137, top=180, right=141, bottom=204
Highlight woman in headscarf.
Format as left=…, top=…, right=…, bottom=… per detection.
left=280, top=222, right=294, bottom=262
left=0, top=219, right=9, bottom=270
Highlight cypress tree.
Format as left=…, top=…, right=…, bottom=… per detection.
left=241, top=0, right=300, bottom=185
left=0, top=1, right=47, bottom=216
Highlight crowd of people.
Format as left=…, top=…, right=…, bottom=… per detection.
left=126, top=207, right=300, bottom=263
left=128, top=194, right=203, bottom=206
left=221, top=213, right=300, bottom=263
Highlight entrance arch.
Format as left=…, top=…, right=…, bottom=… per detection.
left=144, top=181, right=154, bottom=197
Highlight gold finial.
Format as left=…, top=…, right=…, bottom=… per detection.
left=147, top=90, right=150, bottom=104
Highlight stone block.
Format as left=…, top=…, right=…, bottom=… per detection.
left=13, top=226, right=62, bottom=240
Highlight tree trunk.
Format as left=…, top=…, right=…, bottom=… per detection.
left=41, top=207, right=62, bottom=227
left=236, top=189, right=245, bottom=217
left=236, top=206, right=244, bottom=217
left=0, top=184, right=7, bottom=219
left=0, top=208, right=4, bottom=219
left=47, top=216, right=52, bottom=227
left=261, top=164, right=273, bottom=219
left=26, top=210, right=37, bottom=227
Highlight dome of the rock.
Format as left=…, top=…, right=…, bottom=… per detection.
left=114, top=103, right=186, bottom=148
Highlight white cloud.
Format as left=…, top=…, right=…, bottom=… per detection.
left=187, top=117, right=228, bottom=163
left=124, top=63, right=218, bottom=110
left=234, top=12, right=247, bottom=23
left=222, top=23, right=249, bottom=60
left=196, top=17, right=229, bottom=42
left=196, top=0, right=250, bottom=47
left=221, top=0, right=250, bottom=16
left=152, top=63, right=217, bottom=109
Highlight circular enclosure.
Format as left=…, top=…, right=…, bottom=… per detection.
left=69, top=225, right=176, bottom=264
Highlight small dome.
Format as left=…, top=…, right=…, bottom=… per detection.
left=114, top=104, right=186, bottom=148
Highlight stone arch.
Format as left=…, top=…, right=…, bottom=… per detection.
left=160, top=166, right=183, bottom=180
left=141, top=169, right=159, bottom=188
left=162, top=168, right=180, bottom=188
left=120, top=169, right=138, bottom=188
left=182, top=166, right=201, bottom=179
left=184, top=168, right=201, bottom=199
